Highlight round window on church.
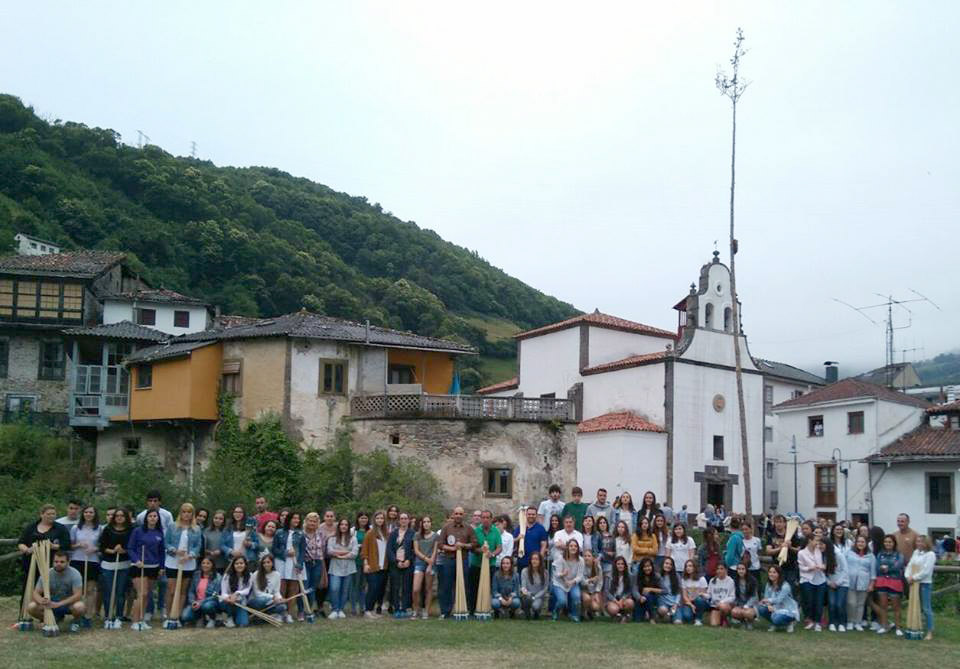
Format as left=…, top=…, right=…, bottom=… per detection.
left=716, top=283, right=723, bottom=295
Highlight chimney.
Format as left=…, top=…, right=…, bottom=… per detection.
left=824, top=361, right=839, bottom=384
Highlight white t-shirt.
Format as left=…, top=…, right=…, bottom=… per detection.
left=666, top=537, right=697, bottom=569
left=682, top=576, right=708, bottom=599
left=537, top=499, right=566, bottom=531
left=551, top=529, right=584, bottom=564
left=742, top=536, right=762, bottom=571
left=231, top=531, right=247, bottom=557
left=165, top=528, right=197, bottom=571
left=497, top=531, right=514, bottom=566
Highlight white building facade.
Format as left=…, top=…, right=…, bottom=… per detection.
left=102, top=289, right=212, bottom=335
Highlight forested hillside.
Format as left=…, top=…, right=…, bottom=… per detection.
left=0, top=95, right=575, bottom=387
left=915, top=351, right=960, bottom=387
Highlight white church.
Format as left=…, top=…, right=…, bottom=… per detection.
left=478, top=251, right=824, bottom=514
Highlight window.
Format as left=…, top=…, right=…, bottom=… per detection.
left=540, top=392, right=556, bottom=399
left=0, top=339, right=7, bottom=378
left=764, top=385, right=774, bottom=414
left=712, top=435, right=724, bottom=460
left=847, top=411, right=864, bottom=434
left=390, top=432, right=400, bottom=445
left=928, top=527, right=953, bottom=541
left=123, top=438, right=141, bottom=457
left=136, top=364, right=152, bottom=389
left=723, top=307, right=732, bottom=332
left=319, top=360, right=346, bottom=394
left=791, top=390, right=804, bottom=399
left=927, top=473, right=954, bottom=514
left=5, top=395, right=35, bottom=413
left=766, top=461, right=775, bottom=479
left=704, top=303, right=714, bottom=328
left=136, top=308, right=156, bottom=326
left=808, top=415, right=824, bottom=437
left=222, top=359, right=242, bottom=395
left=0, top=280, right=82, bottom=321
left=106, top=342, right=133, bottom=367
left=764, top=426, right=773, bottom=442
left=173, top=310, right=190, bottom=328
left=484, top=467, right=512, bottom=498
left=38, top=340, right=65, bottom=380
left=770, top=490, right=779, bottom=510
left=815, top=464, right=837, bottom=507
left=388, top=364, right=415, bottom=385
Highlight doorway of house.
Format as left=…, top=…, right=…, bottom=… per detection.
left=707, top=483, right=726, bottom=508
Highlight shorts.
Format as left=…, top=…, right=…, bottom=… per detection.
left=876, top=586, right=901, bottom=597
left=166, top=568, right=195, bottom=581
left=70, top=560, right=100, bottom=581
left=414, top=558, right=428, bottom=573
left=52, top=605, right=72, bottom=619
left=138, top=566, right=161, bottom=579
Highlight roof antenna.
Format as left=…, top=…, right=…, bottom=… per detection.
left=365, top=319, right=370, bottom=343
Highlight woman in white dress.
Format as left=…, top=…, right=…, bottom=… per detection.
left=273, top=511, right=305, bottom=618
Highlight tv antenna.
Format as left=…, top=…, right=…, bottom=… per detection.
left=190, top=141, right=197, bottom=158
left=832, top=289, right=940, bottom=387
left=136, top=130, right=151, bottom=149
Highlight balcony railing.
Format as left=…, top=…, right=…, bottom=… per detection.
left=350, top=393, right=577, bottom=423
left=71, top=365, right=128, bottom=420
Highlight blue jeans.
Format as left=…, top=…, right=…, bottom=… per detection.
left=99, top=568, right=129, bottom=619
left=349, top=570, right=365, bottom=613
left=550, top=584, right=580, bottom=619
left=492, top=595, right=521, bottom=611
left=438, top=558, right=459, bottom=616
left=827, top=586, right=848, bottom=626
left=800, top=582, right=825, bottom=622
left=328, top=573, right=351, bottom=613
left=249, top=594, right=287, bottom=618
left=634, top=592, right=658, bottom=621
left=222, top=602, right=249, bottom=627
left=180, top=599, right=218, bottom=623
left=919, top=583, right=933, bottom=632
left=304, top=560, right=326, bottom=611
left=365, top=571, right=387, bottom=612
left=758, top=605, right=795, bottom=628
left=679, top=596, right=708, bottom=623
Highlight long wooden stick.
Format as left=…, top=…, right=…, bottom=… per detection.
left=20, top=550, right=36, bottom=620
left=296, top=572, right=314, bottom=617
left=37, top=541, right=56, bottom=628
left=170, top=566, right=184, bottom=620
left=138, top=547, right=146, bottom=622
left=218, top=595, right=282, bottom=627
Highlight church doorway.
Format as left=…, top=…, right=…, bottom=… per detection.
left=707, top=483, right=726, bottom=508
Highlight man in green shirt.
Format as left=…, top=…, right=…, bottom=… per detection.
left=468, top=510, right=501, bottom=614
left=561, top=486, right=589, bottom=532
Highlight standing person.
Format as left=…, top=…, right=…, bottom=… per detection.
left=707, top=563, right=736, bottom=627
left=17, top=504, right=71, bottom=611
left=742, top=522, right=763, bottom=584
left=580, top=516, right=596, bottom=558
left=757, top=565, right=800, bottom=633
left=469, top=510, right=501, bottom=615
left=180, top=556, right=221, bottom=628
left=551, top=515, right=583, bottom=573
left=385, top=506, right=400, bottom=534
left=765, top=515, right=802, bottom=587
left=513, top=506, right=548, bottom=573
left=560, top=487, right=588, bottom=532
left=660, top=500, right=675, bottom=527
left=350, top=512, right=370, bottom=616
left=26, top=551, right=86, bottom=632
left=730, top=563, right=759, bottom=628
left=679, top=559, right=708, bottom=626
left=222, top=506, right=260, bottom=563
left=258, top=520, right=278, bottom=560
left=360, top=510, right=389, bottom=619
left=580, top=551, right=604, bottom=620
left=163, top=503, right=201, bottom=624
left=872, top=534, right=905, bottom=635
left=253, top=496, right=278, bottom=533
left=56, top=499, right=83, bottom=530
left=698, top=526, right=722, bottom=580
left=605, top=556, right=635, bottom=623
left=495, top=515, right=514, bottom=567
left=249, top=554, right=287, bottom=623
left=319, top=509, right=339, bottom=614
left=666, top=523, right=697, bottom=572
left=127, top=509, right=164, bottom=630
left=220, top=556, right=253, bottom=628
left=845, top=534, right=876, bottom=631
left=798, top=535, right=827, bottom=631
left=825, top=538, right=849, bottom=631
left=412, top=515, right=438, bottom=619
left=632, top=557, right=661, bottom=622
left=723, top=516, right=745, bottom=569
left=905, top=536, right=936, bottom=641
left=274, top=511, right=305, bottom=621
left=436, top=507, right=476, bottom=619
left=537, top=485, right=565, bottom=531
left=631, top=516, right=658, bottom=570
left=387, top=512, right=416, bottom=617
left=613, top=491, right=637, bottom=535
left=69, top=505, right=100, bottom=627
left=520, top=551, right=548, bottom=620
left=652, top=514, right=669, bottom=571
left=586, top=488, right=614, bottom=529
left=551, top=539, right=584, bottom=622
left=302, top=512, right=328, bottom=618
left=98, top=507, right=132, bottom=626
left=491, top=555, right=521, bottom=618
left=656, top=556, right=682, bottom=623
left=894, top=514, right=919, bottom=565
left=614, top=520, right=632, bottom=566
left=203, top=510, right=228, bottom=573
left=637, top=491, right=660, bottom=527
left=595, top=516, right=615, bottom=582
left=327, top=517, right=358, bottom=619
left=135, top=491, right=174, bottom=530
left=831, top=523, right=853, bottom=552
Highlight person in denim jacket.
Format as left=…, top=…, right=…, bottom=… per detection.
left=491, top=555, right=521, bottom=617
left=757, top=565, right=800, bottom=632
left=222, top=506, right=261, bottom=563
left=844, top=535, right=876, bottom=631
left=180, top=557, right=221, bottom=627
left=164, top=503, right=203, bottom=622
left=272, top=512, right=306, bottom=618
left=872, top=534, right=905, bottom=635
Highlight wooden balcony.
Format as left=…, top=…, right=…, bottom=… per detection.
left=350, top=393, right=577, bottom=423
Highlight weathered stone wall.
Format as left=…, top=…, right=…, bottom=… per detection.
left=0, top=333, right=70, bottom=412
left=350, top=418, right=577, bottom=514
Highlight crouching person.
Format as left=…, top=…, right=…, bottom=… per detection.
left=249, top=555, right=287, bottom=623
left=181, top=557, right=221, bottom=628
left=520, top=552, right=548, bottom=620
left=491, top=556, right=521, bottom=618
left=220, top=557, right=253, bottom=628
left=757, top=565, right=800, bottom=633
left=28, top=551, right=86, bottom=633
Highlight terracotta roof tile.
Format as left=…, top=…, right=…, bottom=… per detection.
left=476, top=377, right=519, bottom=395
left=578, top=411, right=665, bottom=434
left=0, top=251, right=125, bottom=278
left=581, top=351, right=669, bottom=375
left=866, top=423, right=960, bottom=461
left=515, top=311, right=676, bottom=341
left=773, top=378, right=930, bottom=411
left=927, top=400, right=960, bottom=415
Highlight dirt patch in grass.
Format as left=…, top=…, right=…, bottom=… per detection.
left=343, top=648, right=708, bottom=669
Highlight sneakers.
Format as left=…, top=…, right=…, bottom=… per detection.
left=364, top=611, right=378, bottom=620
left=876, top=626, right=887, bottom=635
left=421, top=610, right=429, bottom=620
left=870, top=621, right=881, bottom=631
left=284, top=614, right=295, bottom=624
left=804, top=621, right=815, bottom=630
left=828, top=624, right=836, bottom=632
left=787, top=623, right=795, bottom=633
left=694, top=619, right=703, bottom=627
left=853, top=624, right=863, bottom=632
left=224, top=618, right=236, bottom=629
left=837, top=625, right=846, bottom=632
left=205, top=619, right=216, bottom=629
left=768, top=626, right=776, bottom=632
left=69, top=623, right=81, bottom=633
left=895, top=628, right=903, bottom=637
left=814, top=624, right=822, bottom=632
left=673, top=619, right=682, bottom=625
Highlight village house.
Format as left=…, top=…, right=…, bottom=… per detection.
left=478, top=251, right=823, bottom=514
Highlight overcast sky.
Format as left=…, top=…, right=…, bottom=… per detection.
left=3, top=1, right=957, bottom=375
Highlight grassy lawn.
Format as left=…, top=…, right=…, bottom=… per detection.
left=3, top=599, right=959, bottom=669
left=477, top=355, right=517, bottom=383
left=462, top=315, right=521, bottom=342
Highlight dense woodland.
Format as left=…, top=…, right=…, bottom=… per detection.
left=0, top=94, right=578, bottom=389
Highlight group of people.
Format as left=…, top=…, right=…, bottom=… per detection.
left=15, top=486, right=940, bottom=640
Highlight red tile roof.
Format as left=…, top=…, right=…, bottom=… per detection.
left=927, top=399, right=960, bottom=415
left=515, top=311, right=676, bottom=341
left=773, top=378, right=930, bottom=411
left=581, top=351, right=669, bottom=375
left=866, top=423, right=960, bottom=461
left=578, top=411, right=665, bottom=434
left=476, top=377, right=519, bottom=395
left=0, top=251, right=125, bottom=278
